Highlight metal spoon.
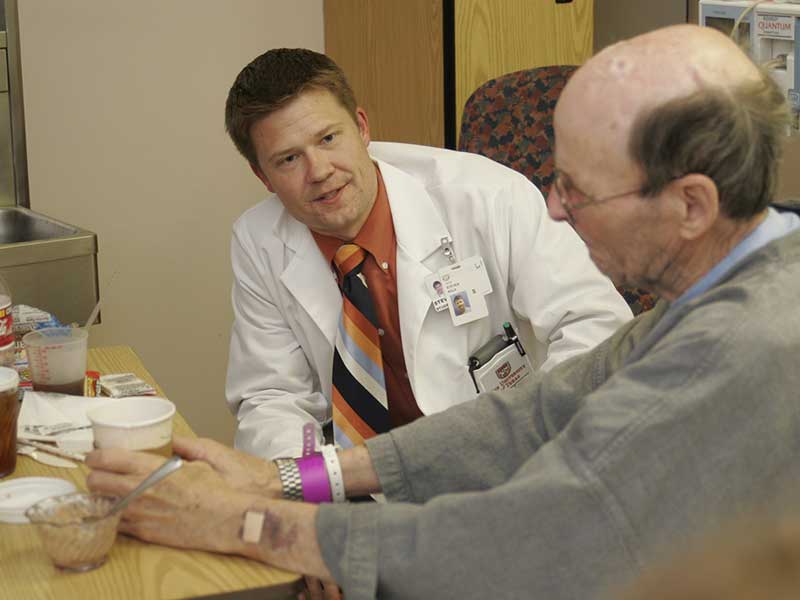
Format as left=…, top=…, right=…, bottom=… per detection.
left=104, top=455, right=183, bottom=517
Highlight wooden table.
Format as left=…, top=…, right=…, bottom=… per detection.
left=0, top=346, right=303, bottom=600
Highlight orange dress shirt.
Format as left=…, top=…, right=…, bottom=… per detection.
left=312, top=166, right=424, bottom=428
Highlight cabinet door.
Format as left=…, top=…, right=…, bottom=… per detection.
left=324, top=0, right=445, bottom=147
left=454, top=0, right=593, bottom=142
left=325, top=0, right=593, bottom=148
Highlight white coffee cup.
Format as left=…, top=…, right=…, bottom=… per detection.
left=87, top=396, right=175, bottom=457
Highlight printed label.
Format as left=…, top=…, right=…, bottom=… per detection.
left=755, top=14, right=795, bottom=39
left=0, top=299, right=13, bottom=348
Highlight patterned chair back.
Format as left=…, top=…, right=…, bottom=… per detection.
left=458, top=65, right=575, bottom=195
left=458, top=66, right=657, bottom=316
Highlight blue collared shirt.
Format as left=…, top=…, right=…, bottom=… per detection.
left=673, top=207, right=800, bottom=307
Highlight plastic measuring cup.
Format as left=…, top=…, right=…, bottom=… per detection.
left=22, top=327, right=88, bottom=396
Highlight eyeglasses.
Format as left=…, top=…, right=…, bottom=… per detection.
left=552, top=169, right=643, bottom=223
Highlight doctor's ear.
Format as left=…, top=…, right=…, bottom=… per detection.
left=355, top=107, right=371, bottom=146
left=250, top=162, right=275, bottom=193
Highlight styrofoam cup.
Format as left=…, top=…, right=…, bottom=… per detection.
left=87, top=396, right=175, bottom=457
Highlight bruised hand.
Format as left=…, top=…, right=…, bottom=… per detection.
left=171, top=436, right=282, bottom=497
left=86, top=448, right=255, bottom=555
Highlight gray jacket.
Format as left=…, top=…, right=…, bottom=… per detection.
left=317, top=228, right=800, bottom=599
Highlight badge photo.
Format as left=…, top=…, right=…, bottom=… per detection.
left=447, top=288, right=488, bottom=326
left=424, top=272, right=450, bottom=312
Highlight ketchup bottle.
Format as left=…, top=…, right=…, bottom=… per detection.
left=0, top=275, right=13, bottom=369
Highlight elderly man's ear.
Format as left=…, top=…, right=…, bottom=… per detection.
left=671, top=173, right=720, bottom=241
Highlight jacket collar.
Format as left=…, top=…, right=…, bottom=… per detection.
left=270, top=157, right=453, bottom=259
left=270, top=154, right=453, bottom=355
left=379, top=158, right=451, bottom=262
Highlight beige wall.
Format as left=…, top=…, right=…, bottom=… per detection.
left=17, top=1, right=323, bottom=443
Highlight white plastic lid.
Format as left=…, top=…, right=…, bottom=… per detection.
left=0, top=477, right=77, bottom=523
left=0, top=367, right=19, bottom=392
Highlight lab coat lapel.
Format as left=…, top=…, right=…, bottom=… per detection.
left=275, top=211, right=340, bottom=349
left=378, top=159, right=452, bottom=398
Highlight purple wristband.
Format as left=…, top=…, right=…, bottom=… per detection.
left=302, top=422, right=316, bottom=457
left=296, top=454, right=332, bottom=503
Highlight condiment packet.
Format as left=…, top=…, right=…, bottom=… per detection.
left=84, top=371, right=100, bottom=397
left=12, top=305, right=62, bottom=339
left=98, top=373, right=156, bottom=398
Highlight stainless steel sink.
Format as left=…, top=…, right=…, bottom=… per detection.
left=0, top=207, right=98, bottom=325
left=0, top=206, right=78, bottom=243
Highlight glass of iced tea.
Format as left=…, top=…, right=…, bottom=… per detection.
left=22, top=327, right=89, bottom=396
left=0, top=367, right=20, bottom=477
left=87, top=396, right=175, bottom=457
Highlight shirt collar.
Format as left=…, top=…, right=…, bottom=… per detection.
left=312, top=164, right=393, bottom=266
left=673, top=207, right=800, bottom=306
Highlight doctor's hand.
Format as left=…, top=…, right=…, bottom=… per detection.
left=86, top=448, right=257, bottom=555
left=171, top=435, right=282, bottom=497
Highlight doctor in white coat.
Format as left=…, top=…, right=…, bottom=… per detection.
left=224, top=48, right=632, bottom=460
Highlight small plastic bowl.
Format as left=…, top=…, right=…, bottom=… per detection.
left=25, top=492, right=121, bottom=572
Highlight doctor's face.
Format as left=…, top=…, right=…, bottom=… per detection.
left=250, top=89, right=378, bottom=240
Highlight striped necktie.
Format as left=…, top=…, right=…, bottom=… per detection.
left=331, top=243, right=390, bottom=448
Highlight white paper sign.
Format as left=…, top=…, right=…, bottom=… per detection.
left=756, top=14, right=795, bottom=40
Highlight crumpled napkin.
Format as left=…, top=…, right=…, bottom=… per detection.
left=17, top=391, right=110, bottom=453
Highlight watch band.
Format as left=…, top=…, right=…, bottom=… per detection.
left=274, top=458, right=303, bottom=501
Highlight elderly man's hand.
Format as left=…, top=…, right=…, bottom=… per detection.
left=170, top=436, right=282, bottom=497
left=301, top=575, right=343, bottom=600
left=86, top=448, right=255, bottom=554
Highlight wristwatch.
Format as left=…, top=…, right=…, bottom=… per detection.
left=274, top=458, right=303, bottom=501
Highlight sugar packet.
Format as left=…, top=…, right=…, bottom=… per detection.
left=98, top=373, right=157, bottom=398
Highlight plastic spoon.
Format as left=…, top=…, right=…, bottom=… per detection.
left=103, top=455, right=183, bottom=518
left=17, top=443, right=77, bottom=469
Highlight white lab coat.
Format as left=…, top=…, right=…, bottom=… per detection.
left=226, top=142, right=632, bottom=459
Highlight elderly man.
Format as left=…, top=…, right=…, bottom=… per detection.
left=87, top=24, right=800, bottom=600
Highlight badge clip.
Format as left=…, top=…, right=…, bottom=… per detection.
left=440, top=237, right=456, bottom=264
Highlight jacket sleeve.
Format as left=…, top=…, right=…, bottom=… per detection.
left=501, top=175, right=633, bottom=369
left=315, top=294, right=800, bottom=599
left=315, top=361, right=633, bottom=600
left=226, top=226, right=328, bottom=459
left=363, top=306, right=650, bottom=502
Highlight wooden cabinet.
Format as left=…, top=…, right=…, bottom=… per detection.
left=324, top=0, right=593, bottom=148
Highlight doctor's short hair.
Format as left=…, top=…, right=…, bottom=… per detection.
left=628, top=67, right=790, bottom=219
left=225, top=48, right=358, bottom=169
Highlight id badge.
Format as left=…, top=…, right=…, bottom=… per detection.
left=425, top=256, right=493, bottom=326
